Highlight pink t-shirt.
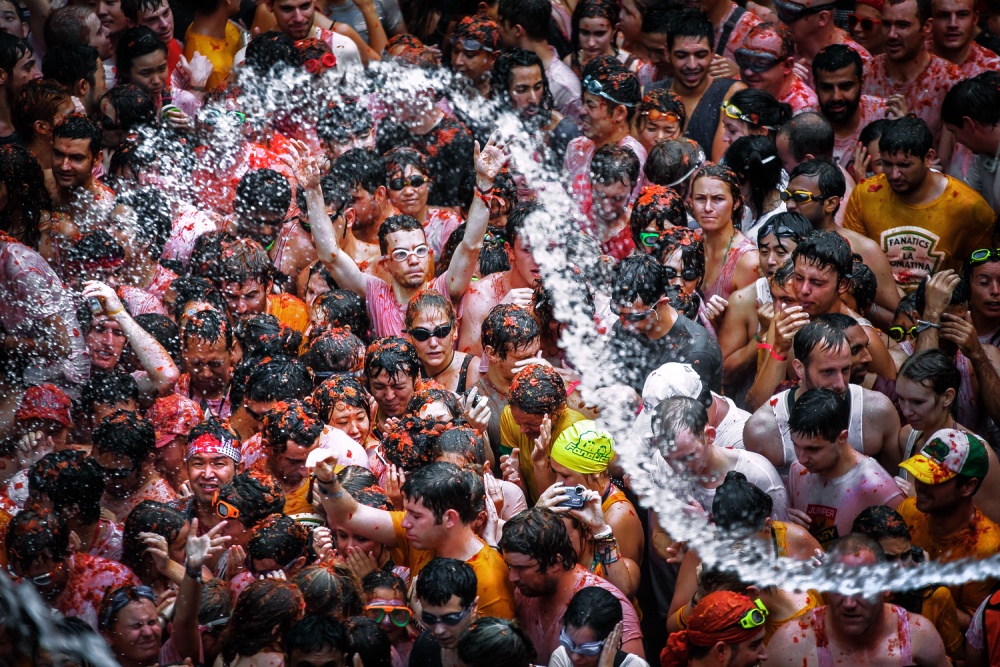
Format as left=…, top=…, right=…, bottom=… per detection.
left=779, top=75, right=819, bottom=114
left=787, top=454, right=904, bottom=547
left=161, top=203, right=218, bottom=270
left=833, top=95, right=888, bottom=170
left=54, top=554, right=141, bottom=629
left=425, top=207, right=464, bottom=258
left=119, top=285, right=168, bottom=317
left=862, top=53, right=963, bottom=143
left=363, top=273, right=451, bottom=338
left=957, top=42, right=1000, bottom=77
left=565, top=135, right=648, bottom=221
left=515, top=566, right=641, bottom=664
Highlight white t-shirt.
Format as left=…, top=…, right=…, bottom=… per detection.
left=549, top=646, right=649, bottom=667
left=714, top=396, right=750, bottom=450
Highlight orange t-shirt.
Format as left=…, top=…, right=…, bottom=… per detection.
left=389, top=511, right=515, bottom=620
left=267, top=292, right=309, bottom=336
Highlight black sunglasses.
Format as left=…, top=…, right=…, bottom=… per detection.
left=774, top=0, right=837, bottom=22
left=389, top=175, right=429, bottom=191
left=663, top=266, right=701, bottom=282
left=421, top=605, right=472, bottom=627
left=407, top=323, right=453, bottom=341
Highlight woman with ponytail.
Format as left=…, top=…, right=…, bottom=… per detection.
left=723, top=136, right=786, bottom=244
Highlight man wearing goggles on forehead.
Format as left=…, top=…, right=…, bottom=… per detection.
left=660, top=590, right=768, bottom=667
left=767, top=535, right=951, bottom=666
left=737, top=23, right=818, bottom=114
left=775, top=0, right=872, bottom=76
left=449, top=15, right=501, bottom=98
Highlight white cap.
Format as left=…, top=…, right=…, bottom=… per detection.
left=631, top=363, right=704, bottom=444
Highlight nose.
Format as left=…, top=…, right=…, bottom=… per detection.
left=830, top=373, right=847, bottom=394
left=527, top=89, right=541, bottom=105
left=235, top=299, right=250, bottom=314
left=948, top=13, right=958, bottom=27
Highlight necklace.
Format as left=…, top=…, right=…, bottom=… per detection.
left=722, top=230, right=736, bottom=258
left=429, top=351, right=457, bottom=379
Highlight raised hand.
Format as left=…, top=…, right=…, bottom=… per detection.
left=281, top=138, right=323, bottom=191
left=185, top=519, right=230, bottom=570
left=344, top=546, right=380, bottom=580
left=312, top=526, right=335, bottom=561
left=141, top=532, right=172, bottom=574
left=530, top=414, right=553, bottom=469
left=500, top=454, right=521, bottom=486
left=474, top=133, right=509, bottom=184
left=82, top=280, right=125, bottom=316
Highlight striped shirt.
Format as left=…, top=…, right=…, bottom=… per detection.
left=364, top=273, right=450, bottom=338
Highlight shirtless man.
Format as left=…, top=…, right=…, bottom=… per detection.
left=765, top=534, right=950, bottom=667
left=329, top=148, right=398, bottom=271
left=743, top=319, right=900, bottom=476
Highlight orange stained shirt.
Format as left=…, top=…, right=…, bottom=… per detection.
left=267, top=292, right=310, bottom=337
left=500, top=407, right=586, bottom=504
left=899, top=496, right=1000, bottom=616
left=389, top=511, right=516, bottom=620
left=843, top=173, right=994, bottom=292
left=183, top=21, right=243, bottom=90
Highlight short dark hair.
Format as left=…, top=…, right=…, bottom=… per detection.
left=6, top=508, right=68, bottom=570
left=509, top=364, right=567, bottom=415
left=898, top=349, right=960, bottom=396
left=120, top=0, right=165, bottom=22
left=792, top=230, right=852, bottom=280
left=644, top=138, right=705, bottom=192
left=53, top=113, right=101, bottom=157
left=665, top=9, right=715, bottom=50
left=80, top=371, right=140, bottom=413
left=778, top=112, right=834, bottom=162
left=879, top=116, right=933, bottom=158
left=302, top=327, right=366, bottom=377
left=92, top=410, right=156, bottom=468
left=217, top=471, right=286, bottom=528
left=101, top=83, right=156, bottom=133
left=42, top=43, right=99, bottom=89
left=317, top=99, right=374, bottom=147
left=563, top=587, right=622, bottom=638
left=243, top=358, right=313, bottom=404
left=612, top=253, right=666, bottom=308
left=247, top=514, right=309, bottom=566
left=827, top=533, right=886, bottom=564
left=263, top=399, right=324, bottom=452
left=0, top=30, right=28, bottom=77
left=215, top=237, right=274, bottom=287
left=116, top=26, right=167, bottom=82
left=243, top=31, right=302, bottom=78
left=457, top=618, right=536, bottom=667
left=481, top=304, right=540, bottom=359
left=498, top=0, right=551, bottom=40
left=726, top=88, right=793, bottom=132
left=235, top=169, right=291, bottom=218
left=499, top=507, right=577, bottom=571
left=415, top=557, right=478, bottom=608
left=28, top=451, right=104, bottom=525
left=812, top=43, right=863, bottom=82
left=629, top=185, right=688, bottom=247
left=590, top=144, right=640, bottom=190
left=346, top=618, right=392, bottom=667
left=847, top=257, right=877, bottom=315
left=789, top=158, right=846, bottom=200
left=913, top=274, right=970, bottom=313
left=723, top=135, right=783, bottom=217
left=331, top=149, right=386, bottom=195
left=43, top=6, right=93, bottom=51
left=181, top=306, right=233, bottom=350
left=311, top=375, right=371, bottom=423
left=364, top=337, right=420, bottom=383
left=117, top=187, right=171, bottom=259
left=859, top=117, right=892, bottom=149
left=942, top=70, right=1000, bottom=128
left=505, top=201, right=542, bottom=250
left=886, top=0, right=930, bottom=23
left=13, top=80, right=70, bottom=144
left=285, top=615, right=350, bottom=658
left=401, top=462, right=482, bottom=524
left=852, top=505, right=911, bottom=541
left=491, top=48, right=552, bottom=111
left=792, top=320, right=848, bottom=367
left=121, top=500, right=187, bottom=575
left=789, top=388, right=849, bottom=443
left=712, top=470, right=773, bottom=535
left=376, top=215, right=424, bottom=256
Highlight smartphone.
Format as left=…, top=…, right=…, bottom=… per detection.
left=558, top=485, right=587, bottom=509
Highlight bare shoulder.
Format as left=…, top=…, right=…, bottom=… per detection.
left=743, top=402, right=779, bottom=446
left=764, top=615, right=815, bottom=666
left=726, top=80, right=748, bottom=96
left=906, top=609, right=951, bottom=666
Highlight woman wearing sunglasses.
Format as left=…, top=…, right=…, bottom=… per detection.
left=719, top=88, right=793, bottom=151
left=632, top=89, right=686, bottom=154
left=362, top=570, right=415, bottom=662
left=848, top=0, right=885, bottom=55
left=384, top=147, right=463, bottom=260
left=564, top=0, right=643, bottom=79
left=550, top=586, right=648, bottom=667
left=404, top=290, right=481, bottom=394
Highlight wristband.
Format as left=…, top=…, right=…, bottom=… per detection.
left=313, top=475, right=344, bottom=498
left=757, top=342, right=787, bottom=361
left=185, top=561, right=202, bottom=582
left=106, top=306, right=124, bottom=316
left=592, top=526, right=613, bottom=540
left=474, top=189, right=494, bottom=206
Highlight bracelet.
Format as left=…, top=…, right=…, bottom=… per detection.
left=597, top=537, right=621, bottom=565
left=757, top=342, right=787, bottom=362
left=184, top=561, right=202, bottom=582
left=474, top=188, right=494, bottom=206
left=915, top=319, right=941, bottom=335
left=313, top=475, right=344, bottom=498
left=592, top=526, right=613, bottom=540
left=106, top=306, right=124, bottom=316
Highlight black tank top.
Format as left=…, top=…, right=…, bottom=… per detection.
left=685, top=77, right=736, bottom=160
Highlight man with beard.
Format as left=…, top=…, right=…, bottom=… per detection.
left=862, top=0, right=962, bottom=161
left=766, top=534, right=950, bottom=666
left=930, top=0, right=1000, bottom=76
left=643, top=10, right=745, bottom=161
left=489, top=48, right=580, bottom=167
left=736, top=23, right=817, bottom=114
left=588, top=144, right=640, bottom=259
left=743, top=319, right=900, bottom=476
left=660, top=591, right=769, bottom=667
left=498, top=507, right=644, bottom=663
left=259, top=399, right=321, bottom=518
left=942, top=72, right=1000, bottom=212
left=50, top=114, right=114, bottom=215
left=264, top=0, right=366, bottom=68
left=177, top=308, right=233, bottom=418
left=327, top=150, right=396, bottom=270
left=843, top=116, right=993, bottom=292
left=812, top=45, right=901, bottom=170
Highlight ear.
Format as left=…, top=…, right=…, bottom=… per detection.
left=471, top=596, right=480, bottom=618
left=792, top=358, right=805, bottom=382
left=345, top=207, right=356, bottom=229
left=836, top=429, right=849, bottom=446
left=484, top=344, right=498, bottom=362
left=703, top=425, right=717, bottom=445
left=34, top=119, right=52, bottom=137
left=836, top=276, right=850, bottom=295
left=486, top=51, right=499, bottom=68
left=0, top=68, right=8, bottom=87
left=824, top=195, right=841, bottom=216
left=712, top=642, right=732, bottom=662
left=746, top=584, right=761, bottom=597
left=941, top=387, right=956, bottom=409
left=374, top=185, right=388, bottom=204
left=924, top=148, right=937, bottom=168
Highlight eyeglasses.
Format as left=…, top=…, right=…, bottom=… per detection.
left=8, top=561, right=62, bottom=587
left=780, top=189, right=828, bottom=204
left=969, top=248, right=1000, bottom=265
left=559, top=628, right=607, bottom=657
left=407, top=323, right=453, bottom=341
left=663, top=266, right=701, bottom=282
left=99, top=585, right=157, bottom=630
left=640, top=109, right=680, bottom=123
left=389, top=175, right=429, bottom=190
left=305, top=53, right=337, bottom=73
left=582, top=75, right=636, bottom=108
left=723, top=101, right=765, bottom=128
left=847, top=13, right=883, bottom=30
left=421, top=604, right=472, bottom=627
left=212, top=489, right=241, bottom=519
left=387, top=244, right=430, bottom=262
left=773, top=0, right=837, bottom=23
left=758, top=222, right=803, bottom=241
left=202, top=109, right=247, bottom=125
left=639, top=231, right=666, bottom=247
left=734, top=48, right=785, bottom=73
left=737, top=598, right=769, bottom=630
left=888, top=325, right=916, bottom=342
left=366, top=603, right=413, bottom=627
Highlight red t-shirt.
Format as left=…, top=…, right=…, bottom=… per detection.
left=54, top=554, right=140, bottom=629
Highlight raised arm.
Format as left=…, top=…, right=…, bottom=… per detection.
left=351, top=0, right=388, bottom=55
left=284, top=140, right=367, bottom=297
left=312, top=455, right=398, bottom=547
left=82, top=281, right=180, bottom=396
left=445, top=135, right=508, bottom=300
left=173, top=520, right=230, bottom=663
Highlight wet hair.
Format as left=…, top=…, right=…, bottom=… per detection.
left=92, top=410, right=156, bottom=469
left=628, top=186, right=687, bottom=248
left=314, top=290, right=370, bottom=340
left=235, top=169, right=291, bottom=218
left=658, top=226, right=705, bottom=283
left=263, top=399, right=324, bottom=453
left=338, top=466, right=378, bottom=496
left=5, top=508, right=69, bottom=570
left=116, top=26, right=167, bottom=84
left=777, top=112, right=835, bottom=163
left=473, top=225, right=511, bottom=278
left=376, top=214, right=425, bottom=256
left=773, top=258, right=796, bottom=288
left=690, top=163, right=746, bottom=227
left=581, top=58, right=641, bottom=121
left=406, top=389, right=462, bottom=421
left=570, top=0, right=618, bottom=53
left=652, top=395, right=708, bottom=445
left=497, top=0, right=551, bottom=40
left=247, top=514, right=309, bottom=567
left=898, top=349, right=960, bottom=396
left=458, top=618, right=536, bottom=667
left=793, top=319, right=849, bottom=367
left=102, top=84, right=157, bottom=133
left=241, top=358, right=314, bottom=406
left=712, top=471, right=773, bottom=534
left=117, top=187, right=171, bottom=260
left=302, top=328, right=366, bottom=379
left=13, top=79, right=71, bottom=145
left=42, top=43, right=99, bottom=89
left=80, top=371, right=140, bottom=413
left=409, top=556, right=478, bottom=606
left=664, top=9, right=715, bottom=50
left=219, top=579, right=304, bottom=665
left=757, top=211, right=813, bottom=252
left=826, top=533, right=886, bottom=564
left=181, top=307, right=232, bottom=354
left=43, top=6, right=95, bottom=49
left=295, top=564, right=344, bottom=617
left=788, top=158, right=846, bottom=200
left=725, top=88, right=793, bottom=134
left=361, top=569, right=405, bottom=600
left=346, top=617, right=392, bottom=667
left=723, top=135, right=782, bottom=218
left=121, top=0, right=167, bottom=21
left=590, top=144, right=641, bottom=190
left=791, top=229, right=852, bottom=280
left=943, top=70, right=1000, bottom=128
left=481, top=304, right=540, bottom=359
left=852, top=505, right=911, bottom=541
left=878, top=116, right=933, bottom=158
left=847, top=257, right=876, bottom=315
left=401, top=461, right=482, bottom=524
left=913, top=274, right=971, bottom=313
left=28, top=451, right=105, bottom=525
left=405, top=289, right=455, bottom=328
left=612, top=253, right=666, bottom=307
left=812, top=43, right=864, bottom=81
left=381, top=416, right=452, bottom=471
left=491, top=48, right=553, bottom=115
left=53, top=113, right=101, bottom=157
left=509, top=363, right=567, bottom=415
left=788, top=388, right=849, bottom=443
left=0, top=144, right=50, bottom=249
left=317, top=99, right=375, bottom=147
left=243, top=31, right=302, bottom=78
left=644, top=138, right=705, bottom=194
left=170, top=276, right=227, bottom=318
left=285, top=615, right=350, bottom=658
left=121, top=500, right=187, bottom=576
left=234, top=314, right=301, bottom=360
left=506, top=200, right=542, bottom=250
left=384, top=147, right=428, bottom=183
left=499, top=507, right=577, bottom=571
left=437, top=425, right=487, bottom=467
left=215, top=237, right=275, bottom=287
left=216, top=471, right=286, bottom=529
left=0, top=31, right=27, bottom=77
left=311, top=375, right=371, bottom=424
left=636, top=88, right=687, bottom=131
left=895, top=291, right=919, bottom=318
left=859, top=117, right=892, bottom=149
left=563, top=587, right=623, bottom=638
left=364, top=337, right=420, bottom=383
left=331, top=149, right=386, bottom=195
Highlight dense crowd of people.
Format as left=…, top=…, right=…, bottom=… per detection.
left=1, top=0, right=1000, bottom=663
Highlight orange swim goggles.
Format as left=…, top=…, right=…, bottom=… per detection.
left=212, top=490, right=240, bottom=519
left=640, top=109, right=681, bottom=123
